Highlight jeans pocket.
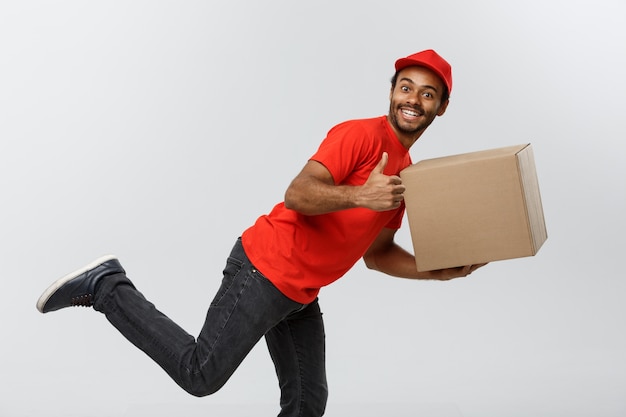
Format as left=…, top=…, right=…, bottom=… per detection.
left=249, top=267, right=300, bottom=309
left=250, top=267, right=278, bottom=292
left=211, top=256, right=243, bottom=306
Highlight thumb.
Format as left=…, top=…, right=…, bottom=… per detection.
left=374, top=152, right=389, bottom=174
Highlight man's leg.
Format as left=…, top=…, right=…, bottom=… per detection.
left=40, top=238, right=304, bottom=397
left=265, top=299, right=328, bottom=417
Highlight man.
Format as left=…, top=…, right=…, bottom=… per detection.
left=37, top=49, right=485, bottom=417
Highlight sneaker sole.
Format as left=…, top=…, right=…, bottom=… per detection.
left=36, top=254, right=118, bottom=313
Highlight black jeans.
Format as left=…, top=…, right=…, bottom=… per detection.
left=93, top=238, right=328, bottom=417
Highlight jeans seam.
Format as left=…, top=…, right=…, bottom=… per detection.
left=285, top=319, right=307, bottom=417
left=102, top=294, right=180, bottom=362
left=194, top=267, right=252, bottom=378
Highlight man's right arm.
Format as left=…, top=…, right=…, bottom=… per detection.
left=284, top=153, right=405, bottom=216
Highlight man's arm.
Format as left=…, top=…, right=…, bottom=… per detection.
left=284, top=153, right=405, bottom=216
left=363, top=227, right=486, bottom=280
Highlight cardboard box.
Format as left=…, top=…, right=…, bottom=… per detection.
left=400, top=144, right=547, bottom=271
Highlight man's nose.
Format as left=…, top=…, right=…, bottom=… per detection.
left=406, top=92, right=421, bottom=105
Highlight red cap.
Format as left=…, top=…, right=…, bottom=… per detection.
left=394, top=49, right=452, bottom=95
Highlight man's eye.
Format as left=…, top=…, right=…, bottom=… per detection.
left=401, top=86, right=410, bottom=92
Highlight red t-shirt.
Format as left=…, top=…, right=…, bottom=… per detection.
left=241, top=116, right=412, bottom=303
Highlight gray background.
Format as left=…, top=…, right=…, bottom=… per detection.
left=1, top=1, right=624, bottom=416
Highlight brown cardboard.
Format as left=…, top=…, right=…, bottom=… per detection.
left=400, top=144, right=547, bottom=271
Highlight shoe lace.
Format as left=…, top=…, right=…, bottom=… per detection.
left=71, top=294, right=94, bottom=307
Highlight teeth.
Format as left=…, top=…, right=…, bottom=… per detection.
left=402, top=109, right=419, bottom=117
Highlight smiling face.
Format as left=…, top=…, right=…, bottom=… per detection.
left=387, top=66, right=449, bottom=148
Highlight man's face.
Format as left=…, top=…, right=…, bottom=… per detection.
left=387, top=66, right=448, bottom=143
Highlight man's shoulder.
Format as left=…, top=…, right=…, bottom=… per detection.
left=328, top=115, right=387, bottom=134
left=336, top=115, right=386, bottom=127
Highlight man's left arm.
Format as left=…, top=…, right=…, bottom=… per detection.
left=363, top=228, right=486, bottom=281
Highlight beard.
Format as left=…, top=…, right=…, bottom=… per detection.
left=388, top=103, right=437, bottom=136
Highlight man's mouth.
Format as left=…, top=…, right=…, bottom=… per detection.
left=400, top=108, right=423, bottom=119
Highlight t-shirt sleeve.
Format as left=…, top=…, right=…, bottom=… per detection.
left=309, top=121, right=376, bottom=185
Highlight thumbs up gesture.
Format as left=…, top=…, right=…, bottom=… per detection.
left=356, top=152, right=405, bottom=211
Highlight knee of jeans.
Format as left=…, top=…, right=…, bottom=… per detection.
left=181, top=376, right=228, bottom=398
left=185, top=388, right=213, bottom=398
left=183, top=384, right=219, bottom=398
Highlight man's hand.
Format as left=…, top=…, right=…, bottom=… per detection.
left=355, top=152, right=406, bottom=211
left=426, top=263, right=488, bottom=281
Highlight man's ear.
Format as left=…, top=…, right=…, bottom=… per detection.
left=437, top=99, right=449, bottom=116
